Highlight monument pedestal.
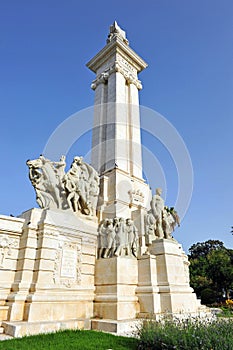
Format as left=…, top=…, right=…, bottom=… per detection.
left=136, top=254, right=161, bottom=316
left=2, top=208, right=98, bottom=337
left=0, top=215, right=24, bottom=323
left=148, top=239, right=202, bottom=314
left=93, top=256, right=139, bottom=331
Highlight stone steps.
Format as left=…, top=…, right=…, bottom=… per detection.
left=0, top=333, right=13, bottom=341
left=0, top=311, right=11, bottom=341
left=0, top=321, right=13, bottom=341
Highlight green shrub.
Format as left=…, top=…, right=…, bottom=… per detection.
left=137, top=317, right=233, bottom=350
left=200, top=287, right=217, bottom=304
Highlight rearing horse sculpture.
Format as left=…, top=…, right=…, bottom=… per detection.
left=27, top=155, right=66, bottom=210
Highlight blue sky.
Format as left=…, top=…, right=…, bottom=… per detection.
left=0, top=0, right=232, bottom=252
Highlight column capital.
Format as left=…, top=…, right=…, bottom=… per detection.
left=91, top=61, right=142, bottom=91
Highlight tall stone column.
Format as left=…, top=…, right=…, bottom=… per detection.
left=128, top=83, right=142, bottom=179
left=92, top=79, right=108, bottom=174
left=87, top=21, right=150, bottom=220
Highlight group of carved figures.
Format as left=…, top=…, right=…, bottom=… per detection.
left=27, top=156, right=179, bottom=248
left=27, top=155, right=99, bottom=216
left=145, top=188, right=180, bottom=243
left=98, top=217, right=138, bottom=258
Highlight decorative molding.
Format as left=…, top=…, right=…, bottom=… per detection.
left=91, top=61, right=142, bottom=91
left=37, top=229, right=59, bottom=239
left=86, top=36, right=148, bottom=74
left=0, top=235, right=17, bottom=267
left=129, top=189, right=145, bottom=205
left=82, top=237, right=96, bottom=246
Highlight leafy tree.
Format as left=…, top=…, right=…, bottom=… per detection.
left=207, top=248, right=233, bottom=299
left=188, top=240, right=224, bottom=259
left=188, top=240, right=233, bottom=303
left=188, top=255, right=210, bottom=297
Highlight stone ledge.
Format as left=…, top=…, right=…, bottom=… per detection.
left=91, top=318, right=141, bottom=336
left=2, top=318, right=91, bottom=337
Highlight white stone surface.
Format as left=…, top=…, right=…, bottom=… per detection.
left=0, top=208, right=98, bottom=331
left=94, top=257, right=139, bottom=320
left=87, top=22, right=147, bottom=181
left=2, top=319, right=90, bottom=338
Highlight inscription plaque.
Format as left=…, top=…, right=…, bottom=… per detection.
left=60, top=249, right=77, bottom=279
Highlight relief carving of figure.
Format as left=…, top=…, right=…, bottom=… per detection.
left=115, top=218, right=127, bottom=257
left=97, top=217, right=139, bottom=259
left=98, top=219, right=108, bottom=258
left=126, top=218, right=138, bottom=257
left=103, top=219, right=115, bottom=258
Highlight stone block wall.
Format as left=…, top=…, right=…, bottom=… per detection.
left=0, top=208, right=98, bottom=326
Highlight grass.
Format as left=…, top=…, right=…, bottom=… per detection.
left=0, top=329, right=139, bottom=350
left=217, top=306, right=233, bottom=318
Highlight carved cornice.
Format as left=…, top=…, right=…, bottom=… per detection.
left=86, top=36, right=148, bottom=74
left=91, top=61, right=142, bottom=91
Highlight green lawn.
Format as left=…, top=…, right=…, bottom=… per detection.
left=0, top=330, right=139, bottom=350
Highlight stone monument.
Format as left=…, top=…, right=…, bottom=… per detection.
left=0, top=22, right=207, bottom=338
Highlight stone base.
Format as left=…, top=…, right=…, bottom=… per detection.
left=22, top=292, right=94, bottom=322
left=0, top=208, right=98, bottom=327
left=94, top=257, right=139, bottom=320
left=147, top=239, right=203, bottom=314
left=91, top=318, right=141, bottom=336
left=136, top=254, right=161, bottom=315
left=0, top=208, right=211, bottom=338
left=0, top=306, right=8, bottom=321
left=2, top=318, right=90, bottom=337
